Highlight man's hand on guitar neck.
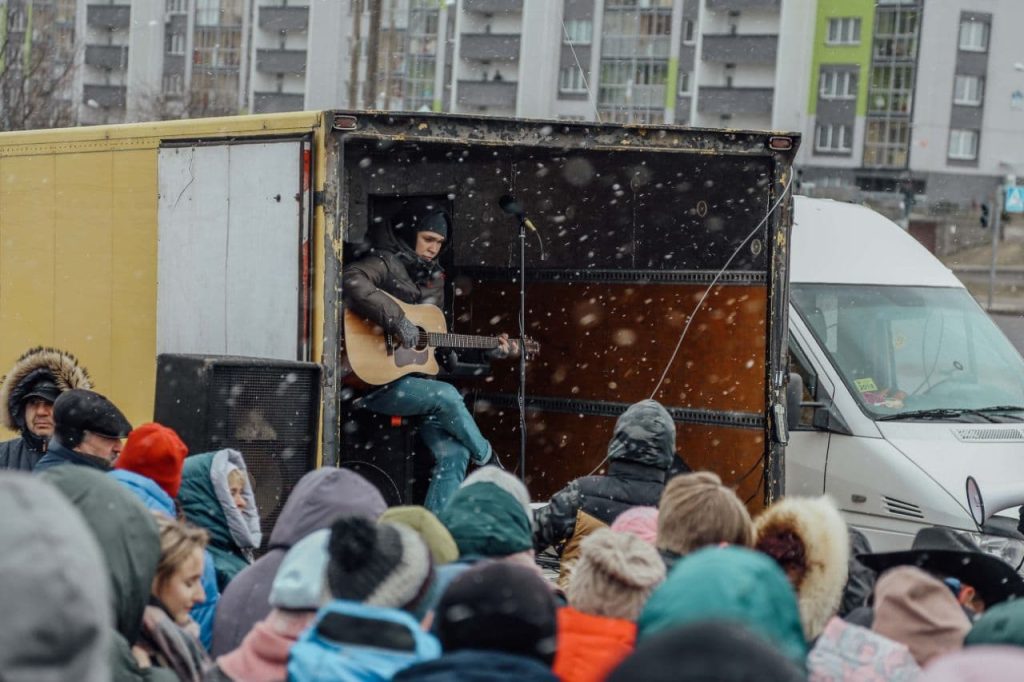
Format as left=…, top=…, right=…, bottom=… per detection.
left=489, top=333, right=521, bottom=361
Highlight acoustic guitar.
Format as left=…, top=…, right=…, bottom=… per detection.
left=343, top=291, right=540, bottom=386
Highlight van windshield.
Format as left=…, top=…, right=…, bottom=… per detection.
left=792, top=285, right=1024, bottom=420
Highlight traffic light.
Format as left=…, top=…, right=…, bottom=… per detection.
left=981, top=203, right=991, bottom=228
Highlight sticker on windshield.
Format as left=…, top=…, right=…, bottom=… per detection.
left=893, top=334, right=906, bottom=350
left=855, top=378, right=879, bottom=392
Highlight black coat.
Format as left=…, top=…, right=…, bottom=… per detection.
left=343, top=249, right=445, bottom=336
left=533, top=399, right=679, bottom=552
left=395, top=649, right=558, bottom=682
left=0, top=436, right=45, bottom=471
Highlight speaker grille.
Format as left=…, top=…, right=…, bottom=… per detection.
left=205, top=365, right=318, bottom=546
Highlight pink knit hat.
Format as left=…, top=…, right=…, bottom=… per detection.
left=611, top=506, right=658, bottom=546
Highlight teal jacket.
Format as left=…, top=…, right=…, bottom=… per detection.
left=177, top=450, right=261, bottom=591
left=638, top=545, right=808, bottom=668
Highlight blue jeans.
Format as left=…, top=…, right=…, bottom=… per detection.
left=358, top=376, right=492, bottom=513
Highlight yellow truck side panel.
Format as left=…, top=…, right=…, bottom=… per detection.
left=0, top=112, right=325, bottom=440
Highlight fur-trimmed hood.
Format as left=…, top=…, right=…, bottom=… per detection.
left=0, top=347, right=91, bottom=431
left=754, top=496, right=849, bottom=641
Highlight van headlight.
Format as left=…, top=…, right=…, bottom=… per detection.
left=961, top=532, right=1024, bottom=572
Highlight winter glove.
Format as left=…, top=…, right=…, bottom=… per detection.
left=396, top=317, right=420, bottom=348
left=488, top=333, right=520, bottom=360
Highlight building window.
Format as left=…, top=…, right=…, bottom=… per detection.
left=563, top=20, right=593, bottom=45
left=162, top=73, right=184, bottom=94
left=820, top=69, right=857, bottom=99
left=874, top=7, right=918, bottom=58
left=167, top=33, right=186, bottom=55
left=827, top=18, right=861, bottom=46
left=816, top=124, right=852, bottom=153
left=166, top=0, right=188, bottom=14
left=953, top=75, right=984, bottom=106
left=959, top=20, right=989, bottom=52
left=559, top=67, right=588, bottom=94
left=863, top=120, right=910, bottom=168
left=948, top=129, right=979, bottom=160
left=678, top=70, right=691, bottom=95
left=682, top=19, right=695, bottom=44
left=868, top=64, right=914, bottom=114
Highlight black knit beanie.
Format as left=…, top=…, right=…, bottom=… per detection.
left=327, top=516, right=434, bottom=615
left=435, top=561, right=558, bottom=666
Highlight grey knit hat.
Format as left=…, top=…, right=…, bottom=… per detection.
left=327, top=517, right=434, bottom=616
left=568, top=528, right=666, bottom=622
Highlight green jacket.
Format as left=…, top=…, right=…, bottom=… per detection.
left=178, top=450, right=262, bottom=591
left=40, top=466, right=175, bottom=682
left=638, top=545, right=808, bottom=668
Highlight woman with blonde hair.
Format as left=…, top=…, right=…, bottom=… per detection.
left=135, top=514, right=212, bottom=681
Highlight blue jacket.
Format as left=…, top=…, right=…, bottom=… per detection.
left=288, top=600, right=441, bottom=682
left=108, top=468, right=221, bottom=650
left=394, top=649, right=559, bottom=681
left=34, top=441, right=108, bottom=473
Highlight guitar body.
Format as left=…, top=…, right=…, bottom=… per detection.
left=343, top=295, right=447, bottom=385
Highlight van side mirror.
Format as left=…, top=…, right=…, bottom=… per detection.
left=786, top=372, right=852, bottom=436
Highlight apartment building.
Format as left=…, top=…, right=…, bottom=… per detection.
left=75, top=0, right=131, bottom=124
left=796, top=0, right=1024, bottom=214
left=250, top=0, right=308, bottom=114
left=0, top=0, right=78, bottom=129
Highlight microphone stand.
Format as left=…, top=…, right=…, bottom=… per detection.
left=516, top=214, right=528, bottom=483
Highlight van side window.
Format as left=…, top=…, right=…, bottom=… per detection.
left=788, top=343, right=818, bottom=429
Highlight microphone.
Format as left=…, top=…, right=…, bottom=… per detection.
left=498, top=194, right=538, bottom=232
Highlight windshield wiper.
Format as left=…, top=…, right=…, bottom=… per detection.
left=877, top=408, right=998, bottom=423
left=974, top=405, right=1024, bottom=413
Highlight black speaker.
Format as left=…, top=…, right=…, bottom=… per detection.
left=154, top=354, right=321, bottom=545
left=338, top=406, right=419, bottom=507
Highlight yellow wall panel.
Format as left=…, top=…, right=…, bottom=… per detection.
left=53, top=154, right=114, bottom=404
left=0, top=156, right=57, bottom=353
left=110, top=150, right=158, bottom=427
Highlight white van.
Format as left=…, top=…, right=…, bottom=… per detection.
left=785, top=196, right=1024, bottom=566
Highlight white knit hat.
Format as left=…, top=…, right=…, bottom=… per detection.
left=568, top=528, right=666, bottom=622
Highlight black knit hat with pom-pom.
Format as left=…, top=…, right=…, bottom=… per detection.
left=327, top=516, right=434, bottom=614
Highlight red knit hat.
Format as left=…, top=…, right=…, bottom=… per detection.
left=115, top=422, right=189, bottom=498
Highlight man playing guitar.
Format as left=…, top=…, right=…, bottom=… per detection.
left=342, top=198, right=519, bottom=512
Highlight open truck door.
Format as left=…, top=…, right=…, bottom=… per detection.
left=325, top=113, right=798, bottom=510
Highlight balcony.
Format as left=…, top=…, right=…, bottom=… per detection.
left=84, top=45, right=128, bottom=70
left=83, top=84, right=126, bottom=109
left=707, top=0, right=780, bottom=9
left=702, top=34, right=778, bottom=65
left=254, top=92, right=305, bottom=114
left=259, top=6, right=309, bottom=32
left=255, top=49, right=307, bottom=75
left=463, top=0, right=522, bottom=13
left=460, top=34, right=520, bottom=61
left=86, top=4, right=130, bottom=30
left=602, top=35, right=671, bottom=59
left=697, top=86, right=773, bottom=115
left=457, top=80, right=517, bottom=108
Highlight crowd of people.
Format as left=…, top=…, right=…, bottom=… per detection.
left=4, top=347, right=1024, bottom=681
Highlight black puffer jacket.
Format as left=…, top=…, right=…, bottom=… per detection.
left=343, top=203, right=449, bottom=337
left=534, top=400, right=678, bottom=552
left=0, top=347, right=91, bottom=471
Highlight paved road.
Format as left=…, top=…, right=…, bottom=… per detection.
left=993, top=313, right=1024, bottom=355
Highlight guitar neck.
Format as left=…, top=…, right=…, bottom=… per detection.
left=426, top=333, right=503, bottom=350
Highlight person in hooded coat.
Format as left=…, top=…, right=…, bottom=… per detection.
left=0, top=346, right=91, bottom=470
left=40, top=466, right=175, bottom=682
left=754, top=495, right=850, bottom=641
left=211, top=466, right=387, bottom=656
left=177, top=449, right=262, bottom=591
left=0, top=472, right=112, bottom=682
left=533, top=400, right=681, bottom=567
left=637, top=545, right=808, bottom=669
left=344, top=198, right=518, bottom=513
